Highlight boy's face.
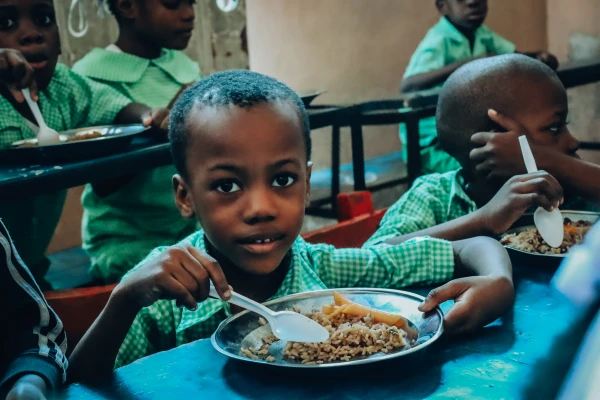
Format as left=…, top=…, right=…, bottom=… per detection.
left=174, top=102, right=311, bottom=276
left=120, top=0, right=195, bottom=51
left=504, top=76, right=580, bottom=158
left=0, top=0, right=60, bottom=91
left=438, top=0, right=488, bottom=32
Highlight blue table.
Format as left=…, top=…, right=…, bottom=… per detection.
left=60, top=264, right=577, bottom=399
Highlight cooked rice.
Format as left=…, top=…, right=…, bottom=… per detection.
left=241, top=305, right=409, bottom=364
left=501, top=218, right=592, bottom=254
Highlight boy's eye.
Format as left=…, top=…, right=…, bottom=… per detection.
left=272, top=174, right=297, bottom=188
left=34, top=14, right=55, bottom=27
left=0, top=17, right=15, bottom=30
left=216, top=180, right=241, bottom=193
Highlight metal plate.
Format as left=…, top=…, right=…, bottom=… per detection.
left=501, top=211, right=599, bottom=265
left=0, top=124, right=149, bottom=164
left=211, top=288, right=443, bottom=368
left=299, top=90, right=325, bottom=107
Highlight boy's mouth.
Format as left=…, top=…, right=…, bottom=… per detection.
left=237, top=233, right=285, bottom=254
left=23, top=53, right=49, bottom=70
left=175, top=28, right=194, bottom=38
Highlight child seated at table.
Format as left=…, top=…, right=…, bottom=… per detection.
left=400, top=0, right=558, bottom=175
left=69, top=70, right=515, bottom=379
left=0, top=0, right=170, bottom=289
left=366, top=54, right=599, bottom=246
left=71, top=0, right=200, bottom=283
left=0, top=220, right=67, bottom=400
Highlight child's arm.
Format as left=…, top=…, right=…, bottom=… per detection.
left=401, top=54, right=491, bottom=93
left=0, top=49, right=38, bottom=102
left=384, top=171, right=564, bottom=244
left=0, top=222, right=67, bottom=398
left=471, top=110, right=600, bottom=203
left=68, top=245, right=231, bottom=382
left=419, top=236, right=514, bottom=335
left=518, top=51, right=559, bottom=70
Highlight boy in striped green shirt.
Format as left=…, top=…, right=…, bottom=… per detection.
left=69, top=71, right=514, bottom=379
left=368, top=54, right=598, bottom=247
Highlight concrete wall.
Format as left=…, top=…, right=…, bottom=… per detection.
left=246, top=0, right=549, bottom=170
left=547, top=0, right=600, bottom=164
left=48, top=0, right=248, bottom=253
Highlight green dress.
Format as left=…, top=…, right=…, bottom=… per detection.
left=401, top=17, right=516, bottom=175
left=0, top=64, right=132, bottom=286
left=72, top=48, right=201, bottom=282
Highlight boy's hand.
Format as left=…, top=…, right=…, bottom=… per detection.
left=419, top=275, right=514, bottom=335
left=114, top=245, right=232, bottom=311
left=142, top=107, right=170, bottom=132
left=6, top=375, right=47, bottom=400
left=477, top=171, right=564, bottom=235
left=535, top=51, right=559, bottom=70
left=470, top=109, right=530, bottom=179
left=0, top=49, right=38, bottom=103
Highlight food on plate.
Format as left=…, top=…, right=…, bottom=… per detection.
left=66, top=130, right=103, bottom=142
left=240, top=292, right=415, bottom=364
left=501, top=218, right=592, bottom=254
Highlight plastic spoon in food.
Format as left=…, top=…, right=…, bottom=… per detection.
left=22, top=88, right=60, bottom=145
left=209, top=285, right=329, bottom=343
left=518, top=135, right=564, bottom=248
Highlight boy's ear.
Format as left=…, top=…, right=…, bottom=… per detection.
left=304, top=162, right=313, bottom=207
left=173, top=175, right=196, bottom=219
left=115, top=0, right=138, bottom=20
left=436, top=0, right=447, bottom=14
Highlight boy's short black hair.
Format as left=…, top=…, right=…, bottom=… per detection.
left=436, top=54, right=561, bottom=168
left=169, top=69, right=312, bottom=180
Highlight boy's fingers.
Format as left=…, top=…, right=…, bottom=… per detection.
left=418, top=281, right=467, bottom=312
left=141, top=112, right=152, bottom=127
left=187, top=246, right=231, bottom=300
left=487, top=109, right=524, bottom=134
left=171, top=257, right=209, bottom=303
left=470, top=131, right=497, bottom=147
left=9, top=87, right=24, bottom=103
left=164, top=278, right=198, bottom=311
left=443, top=303, right=471, bottom=335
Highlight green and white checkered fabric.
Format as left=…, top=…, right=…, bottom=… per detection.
left=365, top=169, right=476, bottom=246
left=115, top=231, right=455, bottom=368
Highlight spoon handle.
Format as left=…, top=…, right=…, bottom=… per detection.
left=22, top=89, right=49, bottom=130
left=208, top=284, right=274, bottom=319
left=518, top=135, right=538, bottom=173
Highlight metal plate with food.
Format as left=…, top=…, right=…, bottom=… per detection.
left=211, top=288, right=443, bottom=369
left=500, top=211, right=599, bottom=266
left=0, top=124, right=149, bottom=164
left=299, top=90, right=325, bottom=107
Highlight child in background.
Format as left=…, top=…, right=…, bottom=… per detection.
left=0, top=0, right=169, bottom=289
left=72, top=0, right=200, bottom=283
left=399, top=0, right=558, bottom=175
left=0, top=220, right=67, bottom=400
left=69, top=70, right=515, bottom=380
left=366, top=54, right=598, bottom=247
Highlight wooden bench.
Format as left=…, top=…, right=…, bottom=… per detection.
left=44, top=192, right=385, bottom=349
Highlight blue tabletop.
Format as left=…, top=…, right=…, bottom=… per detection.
left=60, top=265, right=577, bottom=400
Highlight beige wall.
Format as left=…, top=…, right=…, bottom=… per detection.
left=547, top=0, right=600, bottom=164
left=246, top=0, right=548, bottom=170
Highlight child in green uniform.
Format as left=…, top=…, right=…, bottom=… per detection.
left=71, top=0, right=200, bottom=283
left=0, top=0, right=169, bottom=289
left=69, top=70, right=515, bottom=379
left=400, top=0, right=558, bottom=175
left=367, top=54, right=599, bottom=246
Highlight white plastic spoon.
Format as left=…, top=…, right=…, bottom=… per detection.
left=209, top=285, right=329, bottom=343
left=518, top=135, right=564, bottom=248
left=22, top=88, right=60, bottom=146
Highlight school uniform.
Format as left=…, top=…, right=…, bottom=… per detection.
left=0, top=220, right=67, bottom=397
left=364, top=169, right=600, bottom=246
left=73, top=48, right=201, bottom=282
left=401, top=17, right=515, bottom=175
left=115, top=231, right=455, bottom=368
left=0, top=64, right=131, bottom=285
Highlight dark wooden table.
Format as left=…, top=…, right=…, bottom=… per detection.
left=60, top=263, right=577, bottom=399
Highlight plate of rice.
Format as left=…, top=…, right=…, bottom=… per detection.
left=500, top=211, right=598, bottom=260
left=211, top=288, right=443, bottom=368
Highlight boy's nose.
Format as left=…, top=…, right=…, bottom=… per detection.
left=243, top=188, right=277, bottom=225
left=19, top=23, right=44, bottom=47
left=565, top=130, right=581, bottom=155
left=181, top=4, right=196, bottom=22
